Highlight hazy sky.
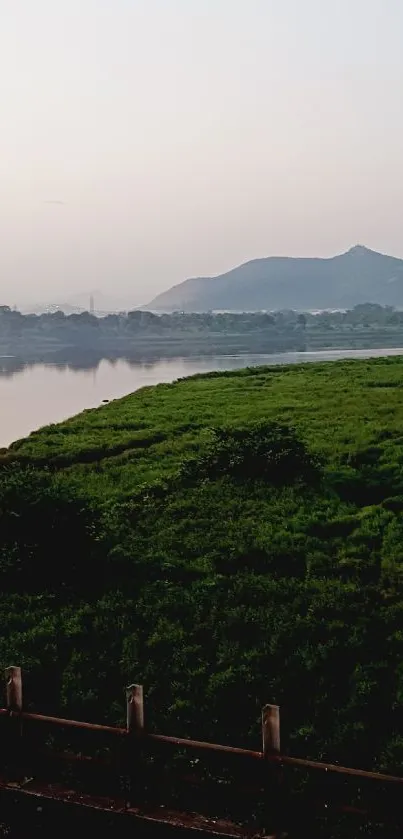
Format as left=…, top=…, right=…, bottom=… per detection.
left=1, top=0, right=403, bottom=307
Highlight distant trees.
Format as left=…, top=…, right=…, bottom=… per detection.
left=2, top=303, right=403, bottom=356
left=2, top=302, right=403, bottom=340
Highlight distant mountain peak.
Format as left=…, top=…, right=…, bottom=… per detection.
left=146, top=246, right=403, bottom=312
left=346, top=244, right=372, bottom=255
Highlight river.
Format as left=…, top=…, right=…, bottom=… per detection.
left=1, top=347, right=403, bottom=449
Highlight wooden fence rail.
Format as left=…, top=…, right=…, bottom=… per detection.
left=1, top=666, right=402, bottom=837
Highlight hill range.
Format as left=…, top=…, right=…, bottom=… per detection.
left=146, top=245, right=403, bottom=312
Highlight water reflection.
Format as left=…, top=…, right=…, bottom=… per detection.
left=0, top=350, right=287, bottom=379
left=0, top=353, right=117, bottom=377
left=2, top=345, right=403, bottom=381
left=0, top=351, right=229, bottom=378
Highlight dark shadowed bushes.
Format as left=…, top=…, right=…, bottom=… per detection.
left=179, top=420, right=322, bottom=486
left=0, top=464, right=105, bottom=595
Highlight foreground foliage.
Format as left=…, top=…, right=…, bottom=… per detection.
left=2, top=357, right=403, bottom=776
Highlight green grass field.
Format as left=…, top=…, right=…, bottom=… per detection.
left=3, top=356, right=403, bottom=776
left=7, top=356, right=403, bottom=497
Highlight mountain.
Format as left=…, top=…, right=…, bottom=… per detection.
left=146, top=246, right=403, bottom=312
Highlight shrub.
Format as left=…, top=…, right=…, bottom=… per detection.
left=179, top=420, right=321, bottom=486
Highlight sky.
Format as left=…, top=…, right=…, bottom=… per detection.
left=1, top=0, right=403, bottom=309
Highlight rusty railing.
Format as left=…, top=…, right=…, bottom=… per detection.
left=1, top=666, right=402, bottom=837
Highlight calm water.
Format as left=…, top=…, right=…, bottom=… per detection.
left=1, top=347, right=403, bottom=449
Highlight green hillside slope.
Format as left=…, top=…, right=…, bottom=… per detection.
left=2, top=357, right=403, bottom=774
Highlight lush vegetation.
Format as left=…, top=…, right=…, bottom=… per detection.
left=3, top=356, right=403, bottom=778
left=3, top=302, right=403, bottom=359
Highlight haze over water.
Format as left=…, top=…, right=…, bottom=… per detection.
left=1, top=348, right=403, bottom=449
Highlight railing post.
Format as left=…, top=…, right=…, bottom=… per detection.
left=126, top=684, right=144, bottom=734
left=262, top=704, right=285, bottom=837
left=5, top=666, right=23, bottom=781
left=5, top=666, right=22, bottom=713
left=262, top=704, right=280, bottom=757
left=125, top=684, right=144, bottom=809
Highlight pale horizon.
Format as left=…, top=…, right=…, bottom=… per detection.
left=2, top=0, right=403, bottom=309
left=14, top=242, right=403, bottom=311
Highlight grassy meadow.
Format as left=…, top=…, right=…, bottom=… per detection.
left=2, top=356, right=403, bottom=780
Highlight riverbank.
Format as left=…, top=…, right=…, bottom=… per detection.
left=2, top=347, right=403, bottom=450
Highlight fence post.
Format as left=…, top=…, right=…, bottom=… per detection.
left=262, top=704, right=284, bottom=837
left=5, top=666, right=23, bottom=781
left=262, top=704, right=280, bottom=757
left=5, top=666, right=22, bottom=713
left=126, top=684, right=144, bottom=734
left=125, top=684, right=144, bottom=809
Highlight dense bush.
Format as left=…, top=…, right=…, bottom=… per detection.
left=179, top=420, right=321, bottom=485
left=0, top=465, right=104, bottom=594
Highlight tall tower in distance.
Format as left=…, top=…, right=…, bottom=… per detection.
left=89, top=294, right=94, bottom=314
